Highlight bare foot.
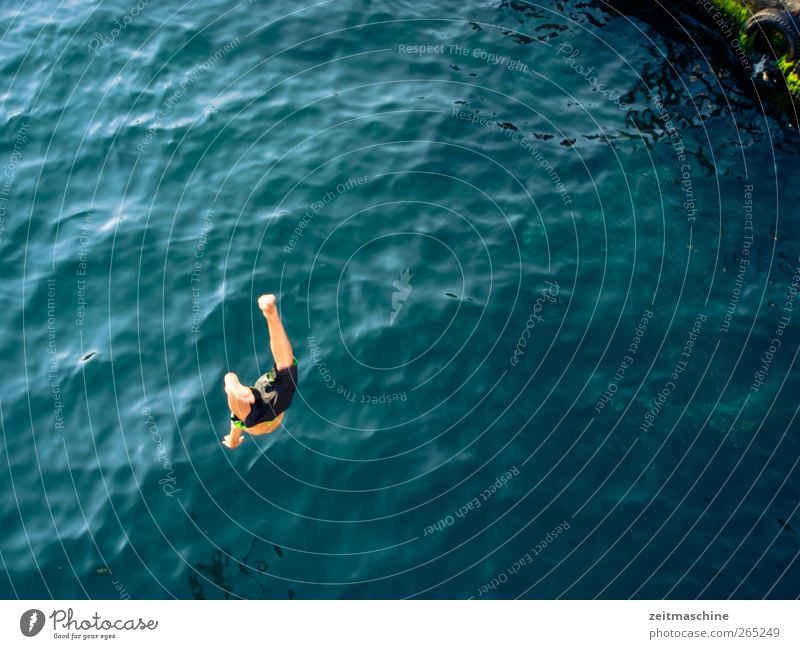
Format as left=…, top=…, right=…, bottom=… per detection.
left=225, top=374, right=255, bottom=404
left=258, top=294, right=277, bottom=316
left=231, top=385, right=254, bottom=405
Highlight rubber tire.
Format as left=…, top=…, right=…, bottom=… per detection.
left=744, top=9, right=800, bottom=62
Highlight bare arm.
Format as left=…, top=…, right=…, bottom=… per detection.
left=223, top=372, right=252, bottom=449
left=223, top=425, right=243, bottom=449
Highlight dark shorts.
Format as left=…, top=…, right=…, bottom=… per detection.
left=231, top=358, right=298, bottom=428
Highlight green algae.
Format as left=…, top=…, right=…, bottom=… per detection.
left=708, top=0, right=752, bottom=25
left=777, top=56, right=800, bottom=94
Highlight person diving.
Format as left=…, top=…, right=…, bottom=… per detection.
left=222, top=294, right=298, bottom=449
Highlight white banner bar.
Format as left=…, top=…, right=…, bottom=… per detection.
left=1, top=600, right=797, bottom=647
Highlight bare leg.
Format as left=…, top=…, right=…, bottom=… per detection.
left=258, top=294, right=294, bottom=370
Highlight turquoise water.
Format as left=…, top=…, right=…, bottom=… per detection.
left=1, top=0, right=799, bottom=599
